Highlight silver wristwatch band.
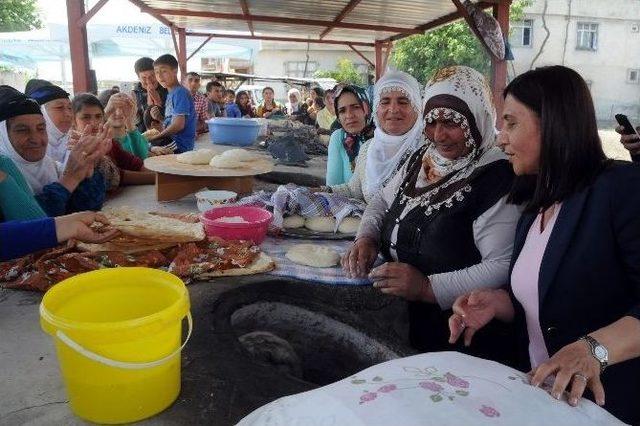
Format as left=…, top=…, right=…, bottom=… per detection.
left=579, top=335, right=608, bottom=373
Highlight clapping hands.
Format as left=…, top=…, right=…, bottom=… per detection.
left=105, top=93, right=137, bottom=131
left=61, top=124, right=112, bottom=191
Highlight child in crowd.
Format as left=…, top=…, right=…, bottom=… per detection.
left=206, top=80, right=226, bottom=118
left=146, top=54, right=197, bottom=153
left=101, top=92, right=149, bottom=160
left=235, top=90, right=255, bottom=118
left=71, top=93, right=155, bottom=191
left=132, top=57, right=168, bottom=133
left=183, top=71, right=209, bottom=135
left=224, top=89, right=241, bottom=118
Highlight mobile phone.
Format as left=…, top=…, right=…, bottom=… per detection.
left=614, top=114, right=639, bottom=136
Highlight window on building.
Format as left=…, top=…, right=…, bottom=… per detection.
left=628, top=69, right=640, bottom=84
left=510, top=19, right=533, bottom=47
left=576, top=22, right=598, bottom=51
left=284, top=61, right=318, bottom=78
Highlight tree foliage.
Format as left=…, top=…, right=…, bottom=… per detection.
left=390, top=0, right=532, bottom=84
left=314, top=58, right=364, bottom=85
left=0, top=0, right=42, bottom=33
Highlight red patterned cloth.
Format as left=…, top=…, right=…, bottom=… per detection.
left=192, top=92, right=209, bottom=134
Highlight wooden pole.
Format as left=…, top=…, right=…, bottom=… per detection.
left=178, top=28, right=188, bottom=80
left=66, top=0, right=92, bottom=93
left=491, top=0, right=511, bottom=125
left=375, top=41, right=383, bottom=80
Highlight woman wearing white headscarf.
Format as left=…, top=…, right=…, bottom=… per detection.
left=285, top=88, right=302, bottom=115
left=0, top=85, right=107, bottom=218
left=25, top=79, right=73, bottom=164
left=343, top=66, right=522, bottom=361
left=322, top=70, right=424, bottom=203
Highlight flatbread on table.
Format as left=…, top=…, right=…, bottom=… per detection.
left=195, top=252, right=275, bottom=279
left=103, top=207, right=205, bottom=243
left=285, top=244, right=340, bottom=268
left=77, top=237, right=177, bottom=254
left=168, top=238, right=274, bottom=281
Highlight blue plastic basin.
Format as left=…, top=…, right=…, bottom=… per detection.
left=207, top=118, right=261, bottom=147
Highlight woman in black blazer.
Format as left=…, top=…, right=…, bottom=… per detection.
left=448, top=65, right=640, bottom=425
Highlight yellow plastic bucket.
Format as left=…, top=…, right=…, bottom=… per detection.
left=40, top=267, right=192, bottom=424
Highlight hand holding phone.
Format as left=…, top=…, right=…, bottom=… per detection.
left=615, top=114, right=640, bottom=161
left=615, top=114, right=639, bottom=136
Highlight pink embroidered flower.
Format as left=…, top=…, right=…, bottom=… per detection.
left=377, top=384, right=397, bottom=393
left=360, top=392, right=377, bottom=404
left=479, top=405, right=500, bottom=417
left=419, top=381, right=443, bottom=392
left=445, top=372, right=469, bottom=389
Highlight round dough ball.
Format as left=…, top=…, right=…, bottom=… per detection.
left=338, top=217, right=361, bottom=234
left=210, top=154, right=245, bottom=169
left=177, top=149, right=216, bottom=165
left=304, top=216, right=337, bottom=233
left=221, top=148, right=258, bottom=162
left=285, top=244, right=340, bottom=268
left=283, top=215, right=305, bottom=229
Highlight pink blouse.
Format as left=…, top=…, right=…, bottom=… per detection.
left=511, top=204, right=562, bottom=369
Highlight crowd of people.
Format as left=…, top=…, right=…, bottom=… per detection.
left=1, top=53, right=640, bottom=423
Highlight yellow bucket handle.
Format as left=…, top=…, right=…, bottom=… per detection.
left=55, top=313, right=193, bottom=370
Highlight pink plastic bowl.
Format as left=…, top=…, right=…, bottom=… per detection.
left=201, top=205, right=273, bottom=244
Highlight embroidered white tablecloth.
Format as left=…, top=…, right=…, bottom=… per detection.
left=238, top=352, right=624, bottom=426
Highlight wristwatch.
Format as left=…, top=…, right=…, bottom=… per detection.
left=579, top=335, right=609, bottom=373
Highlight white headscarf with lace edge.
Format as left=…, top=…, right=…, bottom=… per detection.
left=365, top=70, right=424, bottom=197
left=421, top=65, right=504, bottom=179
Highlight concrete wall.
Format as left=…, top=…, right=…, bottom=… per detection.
left=254, top=42, right=374, bottom=102
left=510, top=0, right=640, bottom=121
left=0, top=70, right=28, bottom=92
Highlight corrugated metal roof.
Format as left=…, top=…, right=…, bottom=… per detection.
left=131, top=0, right=488, bottom=45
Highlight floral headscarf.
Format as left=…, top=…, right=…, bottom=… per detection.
left=399, top=66, right=506, bottom=216
left=422, top=65, right=502, bottom=179
left=333, top=84, right=374, bottom=168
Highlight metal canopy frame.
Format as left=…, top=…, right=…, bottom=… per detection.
left=65, top=0, right=511, bottom=114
